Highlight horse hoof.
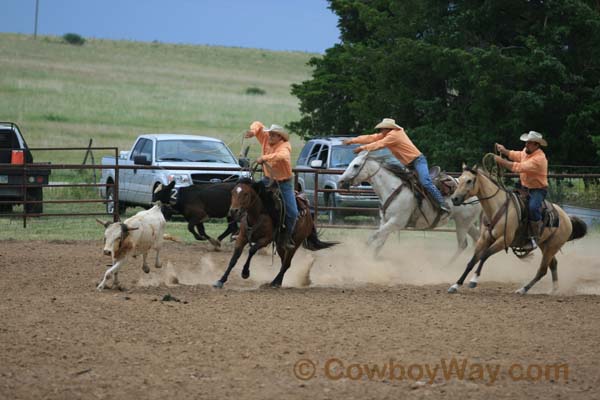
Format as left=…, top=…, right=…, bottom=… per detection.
left=241, top=270, right=250, bottom=279
left=447, top=284, right=459, bottom=294
left=515, top=287, right=527, bottom=295
left=213, top=280, right=224, bottom=289
left=270, top=282, right=282, bottom=288
left=468, top=281, right=477, bottom=289
left=142, top=265, right=150, bottom=273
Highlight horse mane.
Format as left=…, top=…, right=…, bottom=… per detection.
left=468, top=166, right=503, bottom=187
left=242, top=178, right=281, bottom=228
left=238, top=178, right=277, bottom=214
left=237, top=177, right=268, bottom=204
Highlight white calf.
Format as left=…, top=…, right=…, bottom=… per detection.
left=96, top=205, right=166, bottom=290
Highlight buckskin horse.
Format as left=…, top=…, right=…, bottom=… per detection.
left=213, top=178, right=337, bottom=288
left=448, top=165, right=587, bottom=294
left=338, top=151, right=481, bottom=260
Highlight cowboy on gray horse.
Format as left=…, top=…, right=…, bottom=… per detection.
left=343, top=118, right=451, bottom=213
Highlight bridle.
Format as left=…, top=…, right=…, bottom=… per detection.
left=459, top=169, right=501, bottom=205
left=349, top=155, right=380, bottom=184
left=232, top=183, right=261, bottom=216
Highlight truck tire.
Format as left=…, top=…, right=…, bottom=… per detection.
left=25, top=188, right=43, bottom=214
left=106, top=184, right=126, bottom=215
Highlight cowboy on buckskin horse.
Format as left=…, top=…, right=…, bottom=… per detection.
left=342, top=118, right=451, bottom=213
left=245, top=121, right=298, bottom=250
left=494, top=130, right=548, bottom=251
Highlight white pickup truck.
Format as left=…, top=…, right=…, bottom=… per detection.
left=100, top=134, right=247, bottom=214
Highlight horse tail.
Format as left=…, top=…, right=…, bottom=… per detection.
left=302, top=224, right=338, bottom=251
left=568, top=216, right=587, bottom=241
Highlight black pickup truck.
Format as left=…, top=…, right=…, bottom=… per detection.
left=0, top=122, right=51, bottom=214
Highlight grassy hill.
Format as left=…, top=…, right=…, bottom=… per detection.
left=0, top=33, right=316, bottom=163
left=0, top=33, right=320, bottom=240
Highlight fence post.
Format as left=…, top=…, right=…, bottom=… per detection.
left=113, top=148, right=120, bottom=222
left=82, top=139, right=98, bottom=184
left=313, top=171, right=319, bottom=220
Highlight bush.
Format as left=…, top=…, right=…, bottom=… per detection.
left=245, top=87, right=266, bottom=95
left=43, top=113, right=68, bottom=122
left=62, top=33, right=85, bottom=46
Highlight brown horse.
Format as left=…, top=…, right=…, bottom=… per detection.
left=448, top=165, right=587, bottom=294
left=213, top=178, right=337, bottom=288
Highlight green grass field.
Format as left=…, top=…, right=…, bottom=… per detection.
left=0, top=33, right=315, bottom=164
left=0, top=32, right=320, bottom=239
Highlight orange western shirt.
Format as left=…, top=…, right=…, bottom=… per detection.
left=508, top=148, right=548, bottom=189
left=249, top=121, right=293, bottom=181
left=347, top=128, right=422, bottom=165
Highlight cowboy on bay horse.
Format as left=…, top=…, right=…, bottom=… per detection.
left=245, top=121, right=298, bottom=250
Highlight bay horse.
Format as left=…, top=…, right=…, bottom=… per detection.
left=213, top=178, right=337, bottom=288
left=338, top=151, right=481, bottom=260
left=153, top=180, right=238, bottom=248
left=448, top=165, right=587, bottom=294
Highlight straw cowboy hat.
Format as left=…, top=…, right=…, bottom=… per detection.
left=374, top=118, right=402, bottom=130
left=520, top=130, right=547, bottom=146
left=265, top=124, right=289, bottom=141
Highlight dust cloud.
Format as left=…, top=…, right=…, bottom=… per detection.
left=136, top=232, right=599, bottom=295
left=307, top=232, right=600, bottom=295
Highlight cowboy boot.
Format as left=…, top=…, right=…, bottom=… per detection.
left=440, top=202, right=451, bottom=213
left=523, top=220, right=543, bottom=251
left=280, top=230, right=296, bottom=251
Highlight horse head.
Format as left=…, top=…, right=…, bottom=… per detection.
left=339, top=151, right=372, bottom=188
left=229, top=178, right=260, bottom=221
left=451, top=163, right=480, bottom=206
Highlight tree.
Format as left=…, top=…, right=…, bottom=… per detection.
left=290, top=0, right=600, bottom=169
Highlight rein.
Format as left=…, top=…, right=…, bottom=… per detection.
left=473, top=169, right=511, bottom=250
left=349, top=155, right=381, bottom=184
left=381, top=184, right=403, bottom=216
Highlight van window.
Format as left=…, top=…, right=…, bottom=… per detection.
left=297, top=142, right=312, bottom=166
left=318, top=145, right=329, bottom=167
left=307, top=144, right=322, bottom=164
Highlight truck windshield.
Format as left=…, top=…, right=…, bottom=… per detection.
left=330, top=145, right=395, bottom=168
left=156, top=140, right=237, bottom=163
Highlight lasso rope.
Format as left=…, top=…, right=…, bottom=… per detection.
left=481, top=151, right=507, bottom=191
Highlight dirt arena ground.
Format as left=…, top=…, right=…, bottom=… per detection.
left=1, top=233, right=600, bottom=399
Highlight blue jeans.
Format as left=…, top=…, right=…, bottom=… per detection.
left=412, top=155, right=446, bottom=206
left=527, top=188, right=547, bottom=221
left=263, top=177, right=298, bottom=234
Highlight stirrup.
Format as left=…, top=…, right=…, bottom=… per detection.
left=439, top=203, right=451, bottom=213
left=279, top=231, right=295, bottom=250
left=521, top=237, right=538, bottom=251
left=284, top=236, right=296, bottom=250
